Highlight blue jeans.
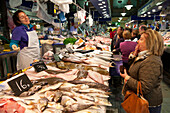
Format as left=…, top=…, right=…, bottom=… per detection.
left=149, top=105, right=161, bottom=113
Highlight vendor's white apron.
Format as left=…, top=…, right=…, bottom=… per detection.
left=17, top=30, right=40, bottom=70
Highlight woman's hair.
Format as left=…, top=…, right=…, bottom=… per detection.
left=123, top=30, right=131, bottom=39
left=12, top=10, right=24, bottom=26
left=142, top=29, right=164, bottom=56
left=132, top=29, right=139, bottom=37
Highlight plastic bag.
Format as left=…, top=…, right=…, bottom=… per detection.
left=9, top=0, right=22, bottom=8
left=50, top=0, right=72, bottom=4
left=59, top=4, right=70, bottom=13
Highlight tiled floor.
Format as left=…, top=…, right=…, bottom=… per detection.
left=108, top=79, right=170, bottom=113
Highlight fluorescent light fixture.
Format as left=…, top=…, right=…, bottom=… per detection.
left=125, top=5, right=133, bottom=10
left=98, top=0, right=103, bottom=1
left=121, top=13, right=126, bottom=16
left=147, top=12, right=151, bottom=14
left=102, top=9, right=106, bottom=10
left=98, top=3, right=103, bottom=5
left=144, top=14, right=147, bottom=17
left=102, top=12, right=107, bottom=14
left=103, top=5, right=106, bottom=7
left=102, top=1, right=105, bottom=4
left=109, top=23, right=111, bottom=25
left=148, top=15, right=151, bottom=17
left=118, top=20, right=121, bottom=22
left=156, top=2, right=162, bottom=6
left=152, top=9, right=156, bottom=12
left=100, top=6, right=104, bottom=8
left=158, top=6, right=162, bottom=10
left=160, top=14, right=167, bottom=17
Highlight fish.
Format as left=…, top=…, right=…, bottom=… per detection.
left=54, top=91, right=62, bottom=102
left=65, top=103, right=93, bottom=112
left=88, top=70, right=104, bottom=84
left=44, top=91, right=56, bottom=101
left=47, top=102, right=64, bottom=111
left=93, top=97, right=112, bottom=106
left=61, top=96, right=76, bottom=106
left=76, top=70, right=88, bottom=80
left=79, top=88, right=109, bottom=94
left=45, top=69, right=70, bottom=74
left=70, top=80, right=109, bottom=91
left=59, top=83, right=89, bottom=91
left=39, top=82, right=64, bottom=93
left=35, top=77, right=66, bottom=85
left=86, top=93, right=109, bottom=98
left=43, top=107, right=63, bottom=113
left=37, top=97, right=48, bottom=112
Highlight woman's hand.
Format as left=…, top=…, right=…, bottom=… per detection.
left=120, top=69, right=130, bottom=83
left=12, top=45, right=20, bottom=52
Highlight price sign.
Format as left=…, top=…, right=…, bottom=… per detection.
left=7, top=74, right=33, bottom=96
left=32, top=61, right=48, bottom=72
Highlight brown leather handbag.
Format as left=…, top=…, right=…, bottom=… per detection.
left=121, top=81, right=149, bottom=113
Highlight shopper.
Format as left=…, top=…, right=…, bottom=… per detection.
left=131, top=29, right=139, bottom=41
left=120, top=29, right=164, bottom=113
left=139, top=25, right=147, bottom=34
left=156, top=23, right=160, bottom=31
left=120, top=30, right=137, bottom=70
left=112, top=27, right=124, bottom=54
left=10, top=10, right=40, bottom=70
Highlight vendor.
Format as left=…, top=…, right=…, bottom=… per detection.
left=9, top=10, right=40, bottom=70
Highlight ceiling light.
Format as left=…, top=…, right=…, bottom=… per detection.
left=103, top=5, right=106, bottom=7
left=147, top=12, right=151, bottom=14
left=100, top=7, right=104, bottom=8
left=98, top=3, right=103, bottom=6
left=121, top=13, right=126, bottom=16
left=144, top=14, right=147, bottom=17
left=118, top=20, right=121, bottom=22
left=109, top=23, right=111, bottom=25
left=125, top=5, right=133, bottom=10
left=158, top=6, right=162, bottom=10
left=98, top=0, right=103, bottom=1
left=152, top=9, right=156, bottom=12
left=148, top=15, right=151, bottom=17
left=119, top=17, right=123, bottom=20
left=102, top=1, right=105, bottom=4
left=102, top=12, right=107, bottom=14
left=102, top=9, right=106, bottom=11
left=156, top=2, right=163, bottom=6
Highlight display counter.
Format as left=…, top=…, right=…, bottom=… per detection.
left=0, top=51, right=17, bottom=79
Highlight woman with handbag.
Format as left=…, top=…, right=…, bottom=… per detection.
left=120, top=29, right=164, bottom=113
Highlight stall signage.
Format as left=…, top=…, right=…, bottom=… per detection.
left=32, top=61, right=48, bottom=72
left=7, top=73, right=33, bottom=96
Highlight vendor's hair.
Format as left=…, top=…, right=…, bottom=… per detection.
left=123, top=30, right=131, bottom=39
left=142, top=29, right=164, bottom=56
left=13, top=10, right=24, bottom=26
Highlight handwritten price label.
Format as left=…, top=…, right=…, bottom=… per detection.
left=32, top=60, right=47, bottom=72
left=7, top=74, right=33, bottom=96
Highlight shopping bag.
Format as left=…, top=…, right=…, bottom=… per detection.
left=121, top=81, right=149, bottom=113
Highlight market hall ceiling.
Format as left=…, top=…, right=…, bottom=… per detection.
left=76, top=0, right=150, bottom=18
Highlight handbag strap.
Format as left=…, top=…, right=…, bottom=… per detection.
left=137, top=81, right=143, bottom=96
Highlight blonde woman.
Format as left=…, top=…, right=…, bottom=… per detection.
left=120, top=29, right=164, bottom=113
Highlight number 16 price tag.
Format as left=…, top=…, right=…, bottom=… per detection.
left=7, top=73, right=33, bottom=96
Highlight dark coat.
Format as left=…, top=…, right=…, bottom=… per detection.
left=124, top=53, right=163, bottom=106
